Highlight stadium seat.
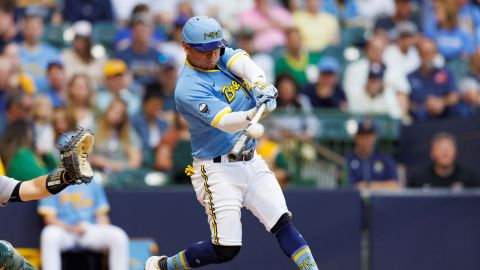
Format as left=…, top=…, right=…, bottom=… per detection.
left=92, top=21, right=117, bottom=52
left=43, top=23, right=70, bottom=48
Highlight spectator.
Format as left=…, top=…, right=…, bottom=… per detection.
left=383, top=21, right=421, bottom=79
left=114, top=12, right=162, bottom=87
left=256, top=135, right=290, bottom=188
left=303, top=56, right=347, bottom=109
left=356, top=0, right=395, bottom=21
left=65, top=74, right=98, bottom=131
left=274, top=27, right=320, bottom=87
left=97, top=59, right=141, bottom=116
left=270, top=73, right=318, bottom=139
left=322, top=0, right=360, bottom=26
left=38, top=178, right=129, bottom=270
left=154, top=112, right=192, bottom=185
left=348, top=63, right=403, bottom=119
left=408, top=132, right=479, bottom=188
left=19, top=10, right=58, bottom=91
left=407, top=38, right=464, bottom=121
left=61, top=20, right=107, bottom=89
left=132, top=90, right=169, bottom=166
left=239, top=0, right=293, bottom=52
left=345, top=119, right=400, bottom=190
left=425, top=0, right=474, bottom=60
left=3, top=43, right=36, bottom=95
left=0, top=57, right=14, bottom=124
left=0, top=120, right=56, bottom=181
left=233, top=27, right=275, bottom=84
left=374, top=0, right=419, bottom=40
left=144, top=60, right=179, bottom=124
left=0, top=1, right=20, bottom=53
left=459, top=48, right=480, bottom=114
left=62, top=0, right=114, bottom=23
left=1, top=91, right=33, bottom=136
left=90, top=98, right=142, bottom=177
left=455, top=0, right=480, bottom=46
left=52, top=106, right=77, bottom=144
left=293, top=0, right=340, bottom=52
left=31, top=95, right=55, bottom=155
left=343, top=35, right=411, bottom=120
left=115, top=4, right=167, bottom=52
left=158, top=15, right=188, bottom=71
left=42, top=60, right=67, bottom=108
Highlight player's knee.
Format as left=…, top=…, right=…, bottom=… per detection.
left=270, top=212, right=292, bottom=235
left=212, top=244, right=241, bottom=263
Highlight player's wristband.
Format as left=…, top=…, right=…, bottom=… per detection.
left=46, top=170, right=70, bottom=194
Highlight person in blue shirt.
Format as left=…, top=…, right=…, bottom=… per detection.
left=407, top=38, right=466, bottom=121
left=145, top=16, right=319, bottom=270
left=322, top=0, right=359, bottom=25
left=114, top=13, right=162, bottom=88
left=424, top=0, right=475, bottom=59
left=19, top=12, right=59, bottom=92
left=131, top=89, right=169, bottom=166
left=38, top=178, right=129, bottom=270
left=41, top=60, right=67, bottom=108
left=345, top=119, right=400, bottom=190
left=303, top=56, right=347, bottom=109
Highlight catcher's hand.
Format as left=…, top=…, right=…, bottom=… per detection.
left=58, top=127, right=95, bottom=184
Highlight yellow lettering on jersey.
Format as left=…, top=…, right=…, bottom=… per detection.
left=221, top=80, right=250, bottom=103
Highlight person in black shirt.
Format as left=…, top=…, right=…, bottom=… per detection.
left=408, top=132, right=480, bottom=188
left=303, top=56, right=347, bottom=110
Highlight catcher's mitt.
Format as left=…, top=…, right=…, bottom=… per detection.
left=58, top=127, right=95, bottom=184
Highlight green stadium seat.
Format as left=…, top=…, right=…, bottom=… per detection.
left=43, top=23, right=70, bottom=48
left=92, top=21, right=117, bottom=52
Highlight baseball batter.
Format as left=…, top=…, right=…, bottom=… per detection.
left=145, top=16, right=318, bottom=270
left=1, top=128, right=94, bottom=270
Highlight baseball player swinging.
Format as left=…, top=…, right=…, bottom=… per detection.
left=0, top=128, right=94, bottom=270
left=145, top=16, right=318, bottom=270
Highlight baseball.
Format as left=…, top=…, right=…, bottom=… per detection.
left=247, top=123, right=265, bottom=139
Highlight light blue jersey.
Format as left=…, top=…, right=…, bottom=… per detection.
left=175, top=48, right=257, bottom=159
left=38, top=179, right=109, bottom=225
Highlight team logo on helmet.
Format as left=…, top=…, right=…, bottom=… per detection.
left=204, top=30, right=221, bottom=40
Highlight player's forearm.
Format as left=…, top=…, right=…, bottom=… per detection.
left=228, top=53, right=267, bottom=85
left=216, top=109, right=257, bottom=133
left=17, top=175, right=52, bottom=201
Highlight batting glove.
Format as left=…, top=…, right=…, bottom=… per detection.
left=253, top=82, right=278, bottom=113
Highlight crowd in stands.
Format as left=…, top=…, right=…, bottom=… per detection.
left=0, top=0, right=479, bottom=191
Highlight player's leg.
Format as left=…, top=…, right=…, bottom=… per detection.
left=245, top=156, right=319, bottom=270
left=146, top=163, right=245, bottom=270
left=0, top=240, right=36, bottom=270
left=78, top=223, right=129, bottom=270
left=40, top=225, right=77, bottom=270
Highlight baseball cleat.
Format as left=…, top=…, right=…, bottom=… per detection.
left=145, top=255, right=167, bottom=270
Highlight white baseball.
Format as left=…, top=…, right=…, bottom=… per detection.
left=246, top=123, right=265, bottom=139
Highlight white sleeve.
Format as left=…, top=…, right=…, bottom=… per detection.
left=215, top=109, right=257, bottom=133
left=227, top=53, right=267, bottom=86
left=0, top=176, right=20, bottom=207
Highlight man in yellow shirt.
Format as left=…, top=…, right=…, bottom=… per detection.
left=293, top=0, right=340, bottom=52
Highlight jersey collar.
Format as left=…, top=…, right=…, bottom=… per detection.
left=185, top=59, right=220, bottom=73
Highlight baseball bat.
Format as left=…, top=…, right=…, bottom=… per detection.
left=228, top=103, right=266, bottom=161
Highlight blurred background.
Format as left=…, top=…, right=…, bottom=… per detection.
left=1, top=0, right=480, bottom=269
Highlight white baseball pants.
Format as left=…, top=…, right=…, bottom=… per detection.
left=191, top=153, right=290, bottom=246
left=40, top=223, right=129, bottom=270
